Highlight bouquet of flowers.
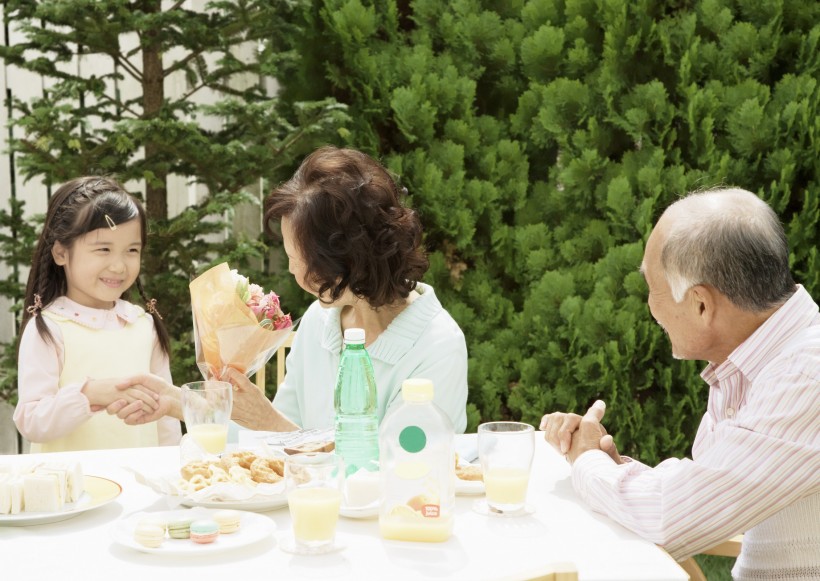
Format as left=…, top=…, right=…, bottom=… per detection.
left=190, top=262, right=295, bottom=381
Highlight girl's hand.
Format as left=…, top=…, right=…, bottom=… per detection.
left=83, top=378, right=159, bottom=412
left=105, top=374, right=182, bottom=424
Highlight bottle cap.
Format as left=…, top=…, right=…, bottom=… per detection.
left=401, top=378, right=434, bottom=402
left=343, top=328, right=365, bottom=344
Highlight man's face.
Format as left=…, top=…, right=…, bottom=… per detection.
left=641, top=219, right=704, bottom=360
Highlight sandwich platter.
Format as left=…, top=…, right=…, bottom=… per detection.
left=0, top=475, right=121, bottom=526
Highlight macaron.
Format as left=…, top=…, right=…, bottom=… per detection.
left=212, top=509, right=242, bottom=534
left=189, top=519, right=220, bottom=544
left=137, top=514, right=168, bottom=533
left=133, top=523, right=165, bottom=548
left=167, top=517, right=194, bottom=539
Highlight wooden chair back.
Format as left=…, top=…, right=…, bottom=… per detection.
left=254, top=331, right=295, bottom=391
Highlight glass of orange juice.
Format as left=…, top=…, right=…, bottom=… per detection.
left=181, top=381, right=232, bottom=455
left=476, top=421, right=535, bottom=516
left=282, top=452, right=343, bottom=554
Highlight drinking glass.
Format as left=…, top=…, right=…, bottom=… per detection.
left=282, top=452, right=343, bottom=554
left=180, top=381, right=232, bottom=455
left=476, top=421, right=535, bottom=516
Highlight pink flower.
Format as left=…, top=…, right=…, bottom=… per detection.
left=246, top=290, right=290, bottom=330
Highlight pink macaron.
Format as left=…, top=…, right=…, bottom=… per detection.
left=189, top=519, right=220, bottom=544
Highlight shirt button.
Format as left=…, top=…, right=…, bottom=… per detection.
left=726, top=407, right=735, bottom=418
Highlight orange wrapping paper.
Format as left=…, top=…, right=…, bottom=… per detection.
left=190, top=262, right=295, bottom=381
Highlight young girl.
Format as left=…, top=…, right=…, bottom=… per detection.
left=14, top=176, right=181, bottom=452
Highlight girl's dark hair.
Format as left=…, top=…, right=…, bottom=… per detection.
left=264, top=146, right=429, bottom=308
left=19, top=176, right=170, bottom=356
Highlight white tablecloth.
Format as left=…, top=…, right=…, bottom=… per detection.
left=0, top=434, right=687, bottom=581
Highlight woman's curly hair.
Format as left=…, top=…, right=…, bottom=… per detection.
left=264, top=146, right=428, bottom=308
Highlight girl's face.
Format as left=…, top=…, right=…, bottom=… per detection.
left=52, top=218, right=143, bottom=309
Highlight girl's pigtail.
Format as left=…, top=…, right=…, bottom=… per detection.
left=23, top=246, right=61, bottom=349
left=25, top=294, right=43, bottom=315
left=135, top=278, right=171, bottom=357
left=145, top=297, right=163, bottom=320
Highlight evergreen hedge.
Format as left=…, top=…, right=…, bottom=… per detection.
left=274, top=0, right=819, bottom=463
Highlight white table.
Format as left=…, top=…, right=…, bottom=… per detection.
left=1, top=435, right=687, bottom=581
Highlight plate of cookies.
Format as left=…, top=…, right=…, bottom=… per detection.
left=175, top=450, right=289, bottom=511
left=455, top=461, right=485, bottom=495
left=110, top=507, right=275, bottom=555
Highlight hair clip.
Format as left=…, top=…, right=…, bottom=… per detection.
left=105, top=214, right=117, bottom=230
left=145, top=298, right=163, bottom=320
left=26, top=294, right=44, bottom=315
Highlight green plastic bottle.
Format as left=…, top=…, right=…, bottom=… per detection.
left=333, top=328, right=379, bottom=476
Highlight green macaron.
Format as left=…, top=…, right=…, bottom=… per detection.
left=167, top=517, right=194, bottom=539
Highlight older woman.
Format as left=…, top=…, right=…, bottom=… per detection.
left=112, top=147, right=468, bottom=434
left=226, top=146, right=468, bottom=433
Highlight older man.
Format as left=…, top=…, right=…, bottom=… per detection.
left=541, top=188, right=819, bottom=581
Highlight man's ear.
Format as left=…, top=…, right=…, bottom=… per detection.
left=689, top=284, right=717, bottom=324
left=52, top=242, right=69, bottom=266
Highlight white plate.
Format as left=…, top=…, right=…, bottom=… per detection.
left=0, top=475, right=121, bottom=527
left=339, top=502, right=379, bottom=519
left=110, top=508, right=276, bottom=555
left=180, top=494, right=288, bottom=512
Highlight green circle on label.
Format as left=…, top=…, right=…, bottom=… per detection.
left=399, top=425, right=426, bottom=453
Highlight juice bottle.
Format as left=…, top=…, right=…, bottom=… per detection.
left=379, top=378, right=455, bottom=542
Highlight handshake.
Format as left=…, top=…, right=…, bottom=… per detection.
left=539, top=400, right=623, bottom=465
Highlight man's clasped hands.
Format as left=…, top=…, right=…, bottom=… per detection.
left=540, top=400, right=623, bottom=465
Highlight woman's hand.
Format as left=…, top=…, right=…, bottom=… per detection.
left=222, top=368, right=299, bottom=432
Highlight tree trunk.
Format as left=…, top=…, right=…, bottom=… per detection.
left=141, top=0, right=167, bottom=223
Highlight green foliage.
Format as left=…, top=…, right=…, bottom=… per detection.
left=0, top=200, right=41, bottom=403
left=273, top=0, right=820, bottom=460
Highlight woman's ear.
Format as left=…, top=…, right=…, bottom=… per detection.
left=52, top=241, right=69, bottom=266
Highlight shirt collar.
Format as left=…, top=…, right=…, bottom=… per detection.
left=45, top=296, right=143, bottom=329
left=321, top=282, right=442, bottom=363
left=700, top=285, right=818, bottom=385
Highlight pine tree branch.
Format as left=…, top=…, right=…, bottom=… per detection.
left=179, top=81, right=207, bottom=102
left=109, top=52, right=143, bottom=82
left=164, top=49, right=204, bottom=76
left=95, top=92, right=141, bottom=118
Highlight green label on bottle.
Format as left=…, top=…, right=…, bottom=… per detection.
left=399, top=425, right=426, bottom=453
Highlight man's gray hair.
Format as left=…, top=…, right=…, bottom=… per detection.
left=661, top=188, right=796, bottom=312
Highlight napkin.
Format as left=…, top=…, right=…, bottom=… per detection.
left=126, top=466, right=286, bottom=504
